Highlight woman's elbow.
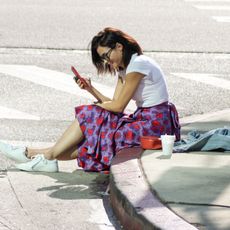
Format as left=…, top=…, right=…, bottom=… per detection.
left=114, top=103, right=126, bottom=113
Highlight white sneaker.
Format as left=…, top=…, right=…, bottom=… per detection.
left=0, top=141, right=30, bottom=163
left=15, top=154, right=59, bottom=173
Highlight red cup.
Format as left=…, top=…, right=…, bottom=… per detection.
left=140, top=136, right=162, bottom=150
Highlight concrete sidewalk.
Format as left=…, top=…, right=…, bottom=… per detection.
left=110, top=109, right=230, bottom=230
left=0, top=157, right=114, bottom=230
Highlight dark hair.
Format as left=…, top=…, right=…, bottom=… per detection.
left=90, top=27, right=143, bottom=74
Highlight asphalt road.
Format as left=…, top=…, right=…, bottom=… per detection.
left=0, top=0, right=230, bottom=229
left=0, top=0, right=230, bottom=52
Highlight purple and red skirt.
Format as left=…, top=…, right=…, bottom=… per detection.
left=75, top=102, right=180, bottom=172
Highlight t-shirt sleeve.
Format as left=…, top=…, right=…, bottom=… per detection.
left=126, top=55, right=150, bottom=76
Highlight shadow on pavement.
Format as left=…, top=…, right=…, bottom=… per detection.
left=149, top=164, right=230, bottom=229
left=9, top=168, right=109, bottom=200
left=39, top=170, right=109, bottom=200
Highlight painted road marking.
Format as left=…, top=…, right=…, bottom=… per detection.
left=185, top=0, right=230, bottom=2
left=184, top=0, right=230, bottom=22
left=0, top=140, right=53, bottom=148
left=212, top=16, right=230, bottom=22
left=194, top=5, right=230, bottom=10
left=171, top=73, right=230, bottom=90
left=0, top=64, right=135, bottom=112
left=0, top=106, right=40, bottom=120
left=0, top=64, right=113, bottom=99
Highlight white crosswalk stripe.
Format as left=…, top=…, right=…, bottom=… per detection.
left=171, top=73, right=230, bottom=90
left=0, top=64, right=113, bottom=99
left=0, top=65, right=228, bottom=123
left=185, top=0, right=230, bottom=2
left=194, top=5, right=230, bottom=10
left=0, top=64, right=136, bottom=116
left=0, top=106, right=40, bottom=120
left=184, top=0, right=230, bottom=22
left=0, top=140, right=53, bottom=148
left=212, top=16, right=230, bottom=22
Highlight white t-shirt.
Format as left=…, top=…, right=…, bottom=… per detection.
left=119, top=53, right=169, bottom=108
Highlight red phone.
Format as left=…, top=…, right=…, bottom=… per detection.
left=71, top=66, right=88, bottom=87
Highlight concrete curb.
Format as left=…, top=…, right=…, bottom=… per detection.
left=109, top=147, right=197, bottom=230
left=109, top=108, right=230, bottom=229
left=180, top=108, right=230, bottom=125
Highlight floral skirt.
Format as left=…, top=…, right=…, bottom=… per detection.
left=75, top=102, right=180, bottom=172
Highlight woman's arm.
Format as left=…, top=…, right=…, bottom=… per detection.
left=89, top=74, right=124, bottom=103
left=113, top=76, right=124, bottom=101
left=97, top=72, right=144, bottom=113
left=76, top=78, right=111, bottom=103
left=88, top=85, right=111, bottom=103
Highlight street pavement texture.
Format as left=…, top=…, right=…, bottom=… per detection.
left=0, top=51, right=228, bottom=230
left=1, top=110, right=229, bottom=230
left=110, top=109, right=230, bottom=230
left=0, top=1, right=230, bottom=229
left=0, top=157, right=115, bottom=230
left=1, top=0, right=230, bottom=53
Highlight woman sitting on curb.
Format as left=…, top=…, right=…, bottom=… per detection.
left=0, top=27, right=180, bottom=173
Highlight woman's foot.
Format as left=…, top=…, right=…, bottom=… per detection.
left=16, top=154, right=59, bottom=173
left=26, top=147, right=51, bottom=158
left=0, top=141, right=30, bottom=163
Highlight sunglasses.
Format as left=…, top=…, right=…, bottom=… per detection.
left=101, top=48, right=113, bottom=62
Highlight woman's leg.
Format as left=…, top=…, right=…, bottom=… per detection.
left=27, top=119, right=83, bottom=161
left=27, top=147, right=52, bottom=158
left=27, top=145, right=78, bottom=161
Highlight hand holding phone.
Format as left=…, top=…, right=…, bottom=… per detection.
left=71, top=66, right=89, bottom=88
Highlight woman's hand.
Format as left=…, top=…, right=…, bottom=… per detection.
left=74, top=77, right=111, bottom=104
left=75, top=77, right=92, bottom=91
